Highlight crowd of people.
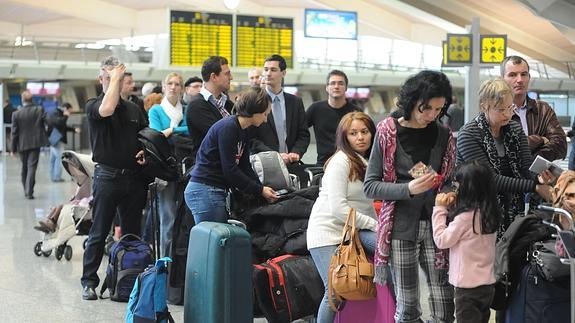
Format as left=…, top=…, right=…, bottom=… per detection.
left=8, top=52, right=573, bottom=322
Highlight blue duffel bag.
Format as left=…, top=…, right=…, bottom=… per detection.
left=126, top=257, right=174, bottom=323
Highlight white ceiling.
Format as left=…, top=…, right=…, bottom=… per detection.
left=0, top=0, right=575, bottom=74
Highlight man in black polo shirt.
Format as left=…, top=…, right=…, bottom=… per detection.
left=306, top=70, right=360, bottom=166
left=81, top=56, right=148, bottom=300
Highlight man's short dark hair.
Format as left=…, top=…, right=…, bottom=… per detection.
left=500, top=55, right=530, bottom=76
left=185, top=76, right=203, bottom=87
left=264, top=54, right=287, bottom=71
left=201, top=56, right=229, bottom=82
left=326, top=70, right=349, bottom=87
left=62, top=102, right=72, bottom=110
left=123, top=72, right=133, bottom=77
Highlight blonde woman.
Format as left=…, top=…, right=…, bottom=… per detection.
left=147, top=72, right=188, bottom=257
left=456, top=78, right=553, bottom=235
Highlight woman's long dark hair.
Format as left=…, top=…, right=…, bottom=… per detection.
left=448, top=160, right=501, bottom=234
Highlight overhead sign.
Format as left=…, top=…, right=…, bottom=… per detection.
left=236, top=15, right=293, bottom=68
left=170, top=11, right=233, bottom=66
left=442, top=41, right=447, bottom=66
left=446, top=34, right=472, bottom=64
left=480, top=34, right=507, bottom=64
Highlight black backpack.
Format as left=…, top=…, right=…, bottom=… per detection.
left=100, top=234, right=154, bottom=302
left=491, top=212, right=553, bottom=310
left=138, top=128, right=180, bottom=182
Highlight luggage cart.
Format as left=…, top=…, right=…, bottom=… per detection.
left=537, top=205, right=575, bottom=322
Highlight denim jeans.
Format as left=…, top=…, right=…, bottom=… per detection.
left=158, top=180, right=177, bottom=258
left=49, top=142, right=64, bottom=181
left=184, top=181, right=228, bottom=224
left=309, top=230, right=377, bottom=323
left=81, top=165, right=147, bottom=288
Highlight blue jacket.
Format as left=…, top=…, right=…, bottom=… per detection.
left=148, top=104, right=189, bottom=135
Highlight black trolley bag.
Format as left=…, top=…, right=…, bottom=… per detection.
left=166, top=175, right=195, bottom=305
left=166, top=157, right=196, bottom=305
left=505, top=262, right=570, bottom=323
left=503, top=205, right=572, bottom=322
left=505, top=205, right=575, bottom=323
left=253, top=254, right=324, bottom=323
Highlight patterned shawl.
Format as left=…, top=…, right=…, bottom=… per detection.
left=374, top=117, right=455, bottom=284
left=475, top=112, right=523, bottom=237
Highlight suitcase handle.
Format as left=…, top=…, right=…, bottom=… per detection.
left=227, top=219, right=247, bottom=230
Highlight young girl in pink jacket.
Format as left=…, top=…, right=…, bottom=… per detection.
left=432, top=160, right=500, bottom=323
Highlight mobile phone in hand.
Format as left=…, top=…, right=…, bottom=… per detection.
left=276, top=189, right=289, bottom=196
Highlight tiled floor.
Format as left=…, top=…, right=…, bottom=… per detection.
left=0, top=150, right=304, bottom=322
left=0, top=146, right=509, bottom=322
left=0, top=151, right=163, bottom=322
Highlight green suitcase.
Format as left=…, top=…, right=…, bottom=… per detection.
left=184, top=221, right=252, bottom=323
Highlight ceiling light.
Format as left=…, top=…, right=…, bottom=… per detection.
left=223, top=0, right=240, bottom=10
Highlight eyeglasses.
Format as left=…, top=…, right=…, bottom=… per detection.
left=493, top=104, right=515, bottom=114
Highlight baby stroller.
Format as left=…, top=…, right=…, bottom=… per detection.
left=33, top=150, right=95, bottom=261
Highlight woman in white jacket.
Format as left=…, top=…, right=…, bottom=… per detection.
left=307, top=111, right=377, bottom=323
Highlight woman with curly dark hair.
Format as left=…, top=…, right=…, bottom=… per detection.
left=364, top=70, right=456, bottom=322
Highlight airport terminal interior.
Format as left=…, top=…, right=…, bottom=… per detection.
left=2, top=0, right=575, bottom=322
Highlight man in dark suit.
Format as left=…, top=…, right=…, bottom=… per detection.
left=11, top=90, right=48, bottom=199
left=250, top=54, right=310, bottom=164
left=186, top=56, right=234, bottom=163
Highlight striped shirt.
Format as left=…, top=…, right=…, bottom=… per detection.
left=456, top=119, right=536, bottom=193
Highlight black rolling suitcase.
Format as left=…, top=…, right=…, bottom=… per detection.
left=166, top=179, right=195, bottom=305
left=505, top=263, right=570, bottom=323
left=253, top=254, right=324, bottom=323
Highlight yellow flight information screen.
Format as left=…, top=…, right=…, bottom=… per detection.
left=170, top=10, right=233, bottom=66
left=236, top=15, right=293, bottom=68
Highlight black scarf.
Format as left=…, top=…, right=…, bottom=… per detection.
left=475, top=113, right=524, bottom=236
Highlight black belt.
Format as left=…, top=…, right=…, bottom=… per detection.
left=97, top=164, right=140, bottom=176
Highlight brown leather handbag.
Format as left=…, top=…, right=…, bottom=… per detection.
left=328, top=209, right=376, bottom=311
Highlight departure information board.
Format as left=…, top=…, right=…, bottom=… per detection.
left=170, top=11, right=233, bottom=66
left=236, top=15, right=293, bottom=68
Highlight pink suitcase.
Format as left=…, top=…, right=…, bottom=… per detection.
left=334, top=283, right=396, bottom=323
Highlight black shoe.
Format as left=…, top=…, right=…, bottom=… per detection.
left=82, top=286, right=97, bottom=300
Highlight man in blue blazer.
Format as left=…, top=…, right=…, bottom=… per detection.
left=249, top=54, right=310, bottom=164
